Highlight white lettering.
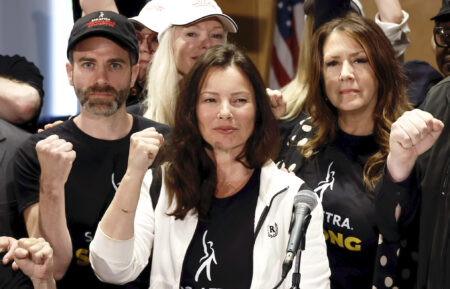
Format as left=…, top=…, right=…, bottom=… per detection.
left=341, top=218, right=351, bottom=229
left=84, top=231, right=93, bottom=242
left=324, top=211, right=352, bottom=229
left=324, top=211, right=333, bottom=223
left=332, top=214, right=341, bottom=226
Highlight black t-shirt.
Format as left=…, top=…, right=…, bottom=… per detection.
left=300, top=130, right=379, bottom=289
left=0, top=119, right=29, bottom=238
left=14, top=115, right=170, bottom=289
left=278, top=115, right=419, bottom=289
left=277, top=115, right=384, bottom=288
left=180, top=169, right=260, bottom=289
left=0, top=55, right=44, bottom=133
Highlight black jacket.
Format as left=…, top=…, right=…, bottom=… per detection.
left=376, top=76, right=450, bottom=289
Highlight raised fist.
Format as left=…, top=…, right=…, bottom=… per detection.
left=36, top=134, right=76, bottom=192
left=387, top=109, right=444, bottom=182
left=128, top=127, right=164, bottom=173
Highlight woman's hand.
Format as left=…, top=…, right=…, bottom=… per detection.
left=127, top=127, right=164, bottom=174
left=267, top=88, right=286, bottom=119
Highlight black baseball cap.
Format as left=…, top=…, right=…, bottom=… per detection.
left=431, top=0, right=450, bottom=22
left=67, top=11, right=139, bottom=63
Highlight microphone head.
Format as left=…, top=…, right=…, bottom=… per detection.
left=294, top=190, right=318, bottom=211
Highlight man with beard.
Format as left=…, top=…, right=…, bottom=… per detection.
left=79, top=0, right=166, bottom=113
left=12, top=11, right=169, bottom=289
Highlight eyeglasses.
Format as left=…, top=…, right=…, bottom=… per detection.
left=136, top=30, right=159, bottom=52
left=434, top=27, right=450, bottom=48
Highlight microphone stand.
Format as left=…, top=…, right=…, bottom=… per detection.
left=290, top=214, right=311, bottom=289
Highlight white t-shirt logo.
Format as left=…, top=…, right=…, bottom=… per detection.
left=314, top=162, right=335, bottom=201
left=194, top=230, right=217, bottom=282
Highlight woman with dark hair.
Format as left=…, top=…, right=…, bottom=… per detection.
left=89, top=44, right=330, bottom=288
left=277, top=13, right=413, bottom=289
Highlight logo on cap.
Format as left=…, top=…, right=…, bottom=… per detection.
left=150, top=3, right=165, bottom=12
left=193, top=0, right=218, bottom=10
left=86, top=11, right=116, bottom=28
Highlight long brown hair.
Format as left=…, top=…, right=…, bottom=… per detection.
left=303, top=13, right=412, bottom=191
left=159, top=43, right=279, bottom=219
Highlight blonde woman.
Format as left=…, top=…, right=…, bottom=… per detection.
left=142, top=0, right=237, bottom=127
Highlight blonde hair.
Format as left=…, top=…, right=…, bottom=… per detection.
left=143, top=27, right=179, bottom=126
left=281, top=0, right=314, bottom=121
left=143, top=22, right=229, bottom=126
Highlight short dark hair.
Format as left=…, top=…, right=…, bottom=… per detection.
left=160, top=43, right=279, bottom=220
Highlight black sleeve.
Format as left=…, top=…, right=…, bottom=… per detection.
left=73, top=0, right=150, bottom=21
left=13, top=135, right=42, bottom=215
left=0, top=55, right=44, bottom=99
left=126, top=101, right=147, bottom=116
left=152, top=120, right=171, bottom=138
left=115, top=0, right=149, bottom=17
left=0, top=55, right=44, bottom=132
left=314, top=0, right=351, bottom=31
left=375, top=167, right=421, bottom=242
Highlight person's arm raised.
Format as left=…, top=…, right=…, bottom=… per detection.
left=0, top=77, right=41, bottom=124
left=387, top=109, right=444, bottom=182
left=100, top=127, right=163, bottom=240
left=79, top=0, right=118, bottom=15
left=266, top=88, right=286, bottom=119
left=24, top=135, right=76, bottom=280
left=374, top=0, right=403, bottom=24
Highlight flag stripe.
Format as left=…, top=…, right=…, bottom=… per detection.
left=271, top=46, right=292, bottom=87
left=269, top=0, right=305, bottom=89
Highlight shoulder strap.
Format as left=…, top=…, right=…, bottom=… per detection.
left=149, top=166, right=162, bottom=210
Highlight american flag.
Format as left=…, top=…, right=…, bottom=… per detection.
left=269, top=0, right=305, bottom=89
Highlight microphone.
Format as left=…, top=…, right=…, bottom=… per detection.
left=282, top=189, right=318, bottom=278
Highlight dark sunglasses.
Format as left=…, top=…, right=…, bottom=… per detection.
left=136, top=30, right=159, bottom=52
left=434, top=27, right=450, bottom=48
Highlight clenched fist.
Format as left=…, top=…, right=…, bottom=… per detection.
left=387, top=109, right=444, bottom=182
left=36, top=135, right=76, bottom=193
left=1, top=236, right=55, bottom=287
left=14, top=238, right=54, bottom=283
left=266, top=88, right=286, bottom=119
left=128, top=127, right=164, bottom=173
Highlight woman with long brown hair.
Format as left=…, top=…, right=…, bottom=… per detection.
left=89, top=44, right=330, bottom=288
left=277, top=13, right=413, bottom=288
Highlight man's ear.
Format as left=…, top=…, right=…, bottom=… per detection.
left=66, top=62, right=74, bottom=86
left=130, top=63, right=139, bottom=87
